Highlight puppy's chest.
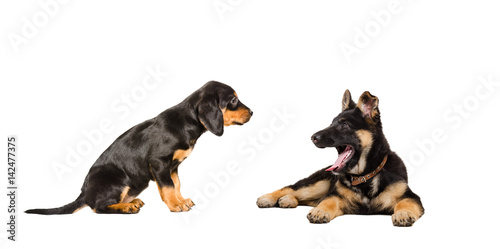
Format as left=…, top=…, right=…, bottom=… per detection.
left=349, top=188, right=380, bottom=209
left=339, top=176, right=383, bottom=209
left=338, top=175, right=407, bottom=213
left=172, top=140, right=197, bottom=162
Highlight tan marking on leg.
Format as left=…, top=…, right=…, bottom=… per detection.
left=171, top=171, right=184, bottom=200
left=104, top=186, right=144, bottom=214
left=173, top=148, right=193, bottom=162
left=118, top=186, right=138, bottom=204
left=171, top=171, right=194, bottom=208
left=106, top=198, right=145, bottom=214
left=106, top=203, right=142, bottom=214
left=158, top=186, right=180, bottom=209
left=157, top=185, right=190, bottom=212
left=307, top=196, right=343, bottom=223
left=293, top=180, right=330, bottom=201
left=394, top=198, right=423, bottom=216
left=371, top=182, right=408, bottom=211
left=119, top=186, right=131, bottom=203
left=392, top=198, right=423, bottom=227
left=301, top=200, right=320, bottom=207
left=122, top=195, right=136, bottom=204
left=257, top=180, right=330, bottom=208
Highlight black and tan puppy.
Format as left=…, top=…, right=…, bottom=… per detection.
left=27, top=81, right=252, bottom=214
left=257, top=90, right=423, bottom=226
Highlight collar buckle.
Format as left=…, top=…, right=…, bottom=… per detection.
left=350, top=155, right=388, bottom=186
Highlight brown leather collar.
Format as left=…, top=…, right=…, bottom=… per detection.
left=351, top=155, right=388, bottom=186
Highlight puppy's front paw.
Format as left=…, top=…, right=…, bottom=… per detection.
left=256, top=194, right=277, bottom=208
left=278, top=195, right=298, bottom=208
left=167, top=202, right=191, bottom=212
left=392, top=211, right=417, bottom=227
left=130, top=198, right=145, bottom=208
left=307, top=207, right=332, bottom=224
left=183, top=198, right=195, bottom=208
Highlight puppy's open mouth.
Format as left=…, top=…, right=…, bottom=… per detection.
left=325, top=145, right=354, bottom=172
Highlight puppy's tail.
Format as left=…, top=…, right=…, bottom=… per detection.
left=25, top=193, right=86, bottom=215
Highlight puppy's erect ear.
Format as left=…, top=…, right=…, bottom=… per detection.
left=342, top=89, right=356, bottom=111
left=357, top=91, right=380, bottom=123
left=198, top=98, right=224, bottom=136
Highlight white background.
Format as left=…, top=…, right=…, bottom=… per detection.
left=1, top=1, right=500, bottom=248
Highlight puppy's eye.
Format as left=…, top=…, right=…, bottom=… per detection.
left=341, top=122, right=349, bottom=128
left=230, top=97, right=238, bottom=105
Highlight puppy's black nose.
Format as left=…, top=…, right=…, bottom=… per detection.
left=311, top=134, right=321, bottom=144
left=249, top=110, right=253, bottom=116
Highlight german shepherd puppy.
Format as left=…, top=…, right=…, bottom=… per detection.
left=257, top=90, right=424, bottom=226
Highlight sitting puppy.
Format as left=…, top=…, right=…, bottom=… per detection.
left=27, top=81, right=252, bottom=214
left=257, top=90, right=423, bottom=226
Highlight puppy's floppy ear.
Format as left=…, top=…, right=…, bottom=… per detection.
left=342, top=89, right=356, bottom=111
left=198, top=99, right=224, bottom=136
left=357, top=91, right=380, bottom=123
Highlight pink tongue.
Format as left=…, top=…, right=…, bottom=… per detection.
left=326, top=146, right=351, bottom=172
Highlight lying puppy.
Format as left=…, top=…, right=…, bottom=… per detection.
left=27, top=81, right=252, bottom=214
left=257, top=90, right=424, bottom=226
